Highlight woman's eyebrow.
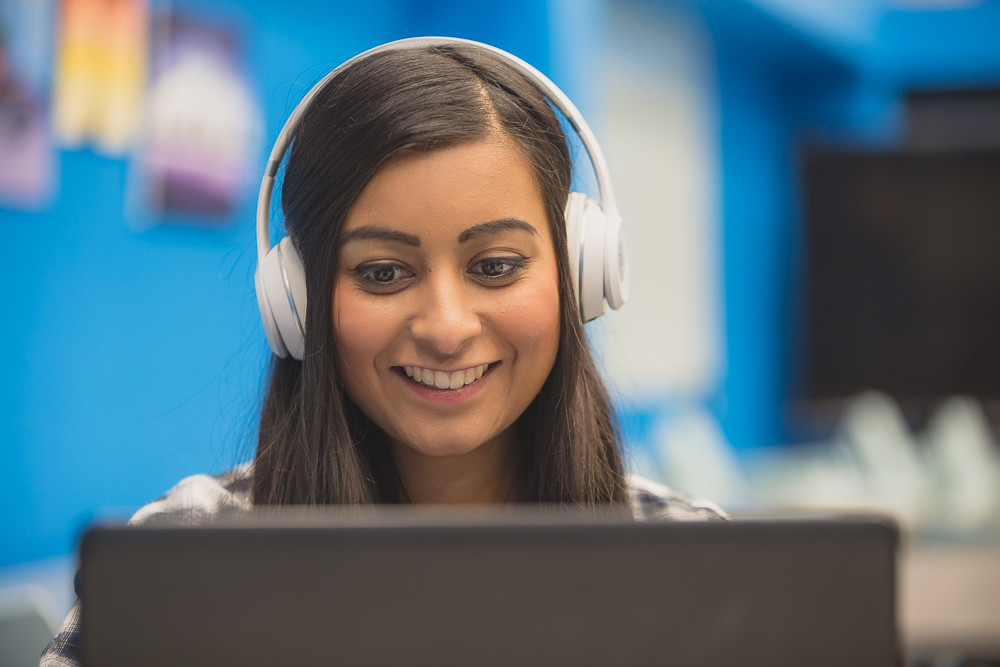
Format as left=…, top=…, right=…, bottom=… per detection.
left=458, top=218, right=539, bottom=243
left=340, top=225, right=421, bottom=247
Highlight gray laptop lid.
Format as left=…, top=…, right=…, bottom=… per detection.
left=79, top=514, right=899, bottom=667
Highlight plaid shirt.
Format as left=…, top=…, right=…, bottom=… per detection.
left=39, top=465, right=727, bottom=666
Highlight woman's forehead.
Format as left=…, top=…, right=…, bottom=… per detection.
left=341, top=138, right=549, bottom=245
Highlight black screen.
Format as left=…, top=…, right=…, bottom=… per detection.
left=802, top=149, right=1000, bottom=399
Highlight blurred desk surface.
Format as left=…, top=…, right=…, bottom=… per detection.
left=900, top=542, right=1000, bottom=660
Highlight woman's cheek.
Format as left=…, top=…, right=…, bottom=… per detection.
left=495, top=273, right=561, bottom=364
left=332, top=283, right=394, bottom=375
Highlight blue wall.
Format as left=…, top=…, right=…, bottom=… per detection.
left=0, top=0, right=556, bottom=568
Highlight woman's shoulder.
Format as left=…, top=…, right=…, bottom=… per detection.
left=627, top=474, right=730, bottom=521
left=127, top=466, right=727, bottom=525
left=128, top=463, right=254, bottom=527
left=129, top=466, right=729, bottom=524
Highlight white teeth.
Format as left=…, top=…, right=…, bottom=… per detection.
left=403, top=363, right=493, bottom=390
left=434, top=371, right=450, bottom=389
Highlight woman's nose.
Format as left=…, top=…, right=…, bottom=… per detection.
left=409, top=275, right=482, bottom=355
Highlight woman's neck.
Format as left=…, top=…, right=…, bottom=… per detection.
left=390, top=428, right=517, bottom=504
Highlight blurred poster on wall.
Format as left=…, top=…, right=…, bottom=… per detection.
left=127, top=13, right=260, bottom=227
left=0, top=0, right=55, bottom=210
left=52, top=0, right=148, bottom=154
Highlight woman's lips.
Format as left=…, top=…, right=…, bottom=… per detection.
left=395, top=362, right=498, bottom=404
left=405, top=363, right=490, bottom=389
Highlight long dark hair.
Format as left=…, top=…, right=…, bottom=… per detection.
left=252, top=44, right=628, bottom=506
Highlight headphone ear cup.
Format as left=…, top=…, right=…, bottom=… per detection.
left=564, top=192, right=586, bottom=313
left=565, top=192, right=607, bottom=323
left=255, top=261, right=288, bottom=358
left=603, top=212, right=629, bottom=310
left=256, top=237, right=308, bottom=360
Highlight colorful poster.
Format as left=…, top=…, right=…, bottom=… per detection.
left=128, top=13, right=260, bottom=225
left=0, top=0, right=55, bottom=210
left=52, top=0, right=148, bottom=154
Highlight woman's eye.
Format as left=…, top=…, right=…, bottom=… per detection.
left=371, top=267, right=398, bottom=282
left=470, top=256, right=525, bottom=282
left=354, top=263, right=414, bottom=290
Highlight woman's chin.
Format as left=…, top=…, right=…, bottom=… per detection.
left=395, top=437, right=490, bottom=459
left=388, top=422, right=509, bottom=460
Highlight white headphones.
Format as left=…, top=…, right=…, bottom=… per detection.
left=256, top=37, right=629, bottom=361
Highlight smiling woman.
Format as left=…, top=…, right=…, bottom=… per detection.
left=256, top=43, right=622, bottom=505
left=243, top=40, right=727, bottom=512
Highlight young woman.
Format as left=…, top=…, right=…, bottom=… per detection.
left=41, top=38, right=725, bottom=666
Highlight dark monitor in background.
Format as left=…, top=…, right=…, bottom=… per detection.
left=800, top=87, right=1000, bottom=403
left=907, top=89, right=1000, bottom=152
left=801, top=147, right=1000, bottom=401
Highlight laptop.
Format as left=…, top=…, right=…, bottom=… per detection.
left=79, top=510, right=899, bottom=666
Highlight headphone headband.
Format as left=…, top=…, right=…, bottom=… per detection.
left=256, top=36, right=620, bottom=267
